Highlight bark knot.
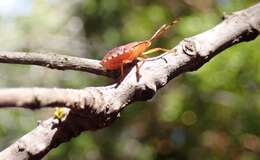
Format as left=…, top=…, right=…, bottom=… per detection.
left=182, top=39, right=199, bottom=58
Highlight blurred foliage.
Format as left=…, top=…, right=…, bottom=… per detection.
left=0, top=0, right=259, bottom=160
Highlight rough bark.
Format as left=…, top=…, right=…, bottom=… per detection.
left=0, top=3, right=259, bottom=160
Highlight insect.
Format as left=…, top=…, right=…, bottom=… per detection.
left=101, top=19, right=178, bottom=80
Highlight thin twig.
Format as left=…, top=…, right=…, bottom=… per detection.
left=0, top=51, right=116, bottom=77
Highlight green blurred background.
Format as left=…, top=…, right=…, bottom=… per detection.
left=0, top=0, right=259, bottom=159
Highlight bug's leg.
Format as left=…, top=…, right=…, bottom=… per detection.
left=135, top=63, right=140, bottom=81
left=135, top=47, right=169, bottom=81
left=120, top=60, right=132, bottom=80
left=136, top=56, right=146, bottom=81
left=142, top=48, right=169, bottom=55
left=120, top=63, right=124, bottom=80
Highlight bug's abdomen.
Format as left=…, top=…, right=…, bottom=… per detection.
left=100, top=41, right=150, bottom=70
left=101, top=51, right=133, bottom=70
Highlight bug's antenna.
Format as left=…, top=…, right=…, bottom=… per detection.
left=149, top=19, right=179, bottom=42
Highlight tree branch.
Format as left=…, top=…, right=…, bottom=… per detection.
left=0, top=3, right=259, bottom=160
left=0, top=51, right=116, bottom=78
left=0, top=87, right=114, bottom=110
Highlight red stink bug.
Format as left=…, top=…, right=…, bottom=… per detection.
left=101, top=19, right=178, bottom=79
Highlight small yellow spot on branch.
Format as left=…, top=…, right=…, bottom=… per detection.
left=54, top=107, right=65, bottom=120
